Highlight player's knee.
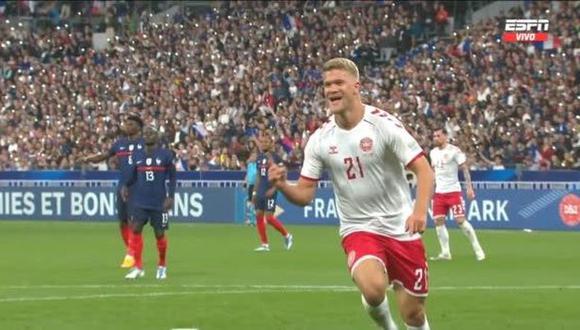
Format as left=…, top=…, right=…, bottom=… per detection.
left=401, top=304, right=426, bottom=326
left=359, top=277, right=387, bottom=306
left=455, top=216, right=466, bottom=225
left=434, top=217, right=445, bottom=226
left=361, top=288, right=385, bottom=307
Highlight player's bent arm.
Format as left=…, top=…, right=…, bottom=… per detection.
left=407, top=156, right=434, bottom=216
left=461, top=163, right=473, bottom=190
left=278, top=177, right=317, bottom=207
left=83, top=152, right=110, bottom=164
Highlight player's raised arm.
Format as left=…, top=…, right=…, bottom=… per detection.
left=81, top=136, right=120, bottom=164
left=81, top=150, right=113, bottom=164
left=268, top=164, right=317, bottom=207
left=268, top=131, right=322, bottom=206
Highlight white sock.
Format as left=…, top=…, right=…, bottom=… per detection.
left=458, top=221, right=483, bottom=253
left=361, top=295, right=399, bottom=330
left=435, top=225, right=450, bottom=255
left=406, top=317, right=430, bottom=330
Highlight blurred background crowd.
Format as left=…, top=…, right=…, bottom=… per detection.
left=0, top=0, right=578, bottom=171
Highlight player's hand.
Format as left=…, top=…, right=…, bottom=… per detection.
left=120, top=186, right=129, bottom=202
left=405, top=212, right=427, bottom=234
left=466, top=187, right=476, bottom=201
left=251, top=195, right=256, bottom=206
left=268, top=163, right=287, bottom=188
left=163, top=197, right=174, bottom=212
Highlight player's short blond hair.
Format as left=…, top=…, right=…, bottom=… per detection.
left=323, top=58, right=360, bottom=80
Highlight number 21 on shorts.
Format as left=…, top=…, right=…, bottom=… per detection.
left=414, top=267, right=429, bottom=291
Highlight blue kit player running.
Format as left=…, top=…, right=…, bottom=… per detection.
left=81, top=113, right=144, bottom=268
left=121, top=127, right=176, bottom=280
left=252, top=130, right=293, bottom=252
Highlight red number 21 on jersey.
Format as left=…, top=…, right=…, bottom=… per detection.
left=344, top=157, right=364, bottom=180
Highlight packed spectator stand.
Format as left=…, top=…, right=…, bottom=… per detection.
left=0, top=1, right=578, bottom=172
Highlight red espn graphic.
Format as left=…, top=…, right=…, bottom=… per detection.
left=502, top=32, right=548, bottom=42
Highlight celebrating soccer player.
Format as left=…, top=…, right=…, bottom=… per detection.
left=269, top=58, right=434, bottom=330
left=429, top=128, right=486, bottom=261
left=121, top=127, right=176, bottom=280
left=81, top=113, right=144, bottom=268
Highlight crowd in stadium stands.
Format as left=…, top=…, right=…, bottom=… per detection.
left=0, top=1, right=578, bottom=172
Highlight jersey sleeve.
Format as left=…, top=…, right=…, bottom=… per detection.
left=455, top=148, right=467, bottom=166
left=300, top=131, right=323, bottom=181
left=108, top=140, right=118, bottom=157
left=381, top=121, right=424, bottom=167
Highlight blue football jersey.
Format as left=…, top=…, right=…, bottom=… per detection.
left=255, top=152, right=283, bottom=197
left=109, top=137, right=145, bottom=185
left=125, top=147, right=176, bottom=211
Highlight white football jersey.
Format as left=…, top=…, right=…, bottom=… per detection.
left=300, top=105, right=424, bottom=240
left=429, top=144, right=466, bottom=193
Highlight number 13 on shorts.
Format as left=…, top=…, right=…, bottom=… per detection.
left=413, top=267, right=429, bottom=291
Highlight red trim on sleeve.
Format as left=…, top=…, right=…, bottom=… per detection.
left=300, top=174, right=320, bottom=182
left=137, top=166, right=167, bottom=172
left=405, top=151, right=426, bottom=168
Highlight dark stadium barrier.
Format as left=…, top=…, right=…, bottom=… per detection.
left=0, top=178, right=578, bottom=231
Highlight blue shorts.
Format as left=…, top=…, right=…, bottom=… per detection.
left=132, top=207, right=169, bottom=231
left=255, top=194, right=277, bottom=212
left=116, top=191, right=131, bottom=223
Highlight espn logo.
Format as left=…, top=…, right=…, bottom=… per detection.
left=502, top=19, right=549, bottom=43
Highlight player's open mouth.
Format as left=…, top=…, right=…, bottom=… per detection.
left=329, top=95, right=342, bottom=104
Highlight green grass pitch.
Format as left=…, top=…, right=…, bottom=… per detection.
left=0, top=221, right=578, bottom=330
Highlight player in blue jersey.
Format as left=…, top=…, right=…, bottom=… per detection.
left=121, top=126, right=176, bottom=280
left=81, top=113, right=144, bottom=268
left=244, top=152, right=258, bottom=226
left=252, top=130, right=293, bottom=252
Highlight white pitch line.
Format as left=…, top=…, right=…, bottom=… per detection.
left=0, top=287, right=355, bottom=303
left=1, top=284, right=580, bottom=303
left=2, top=283, right=580, bottom=291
